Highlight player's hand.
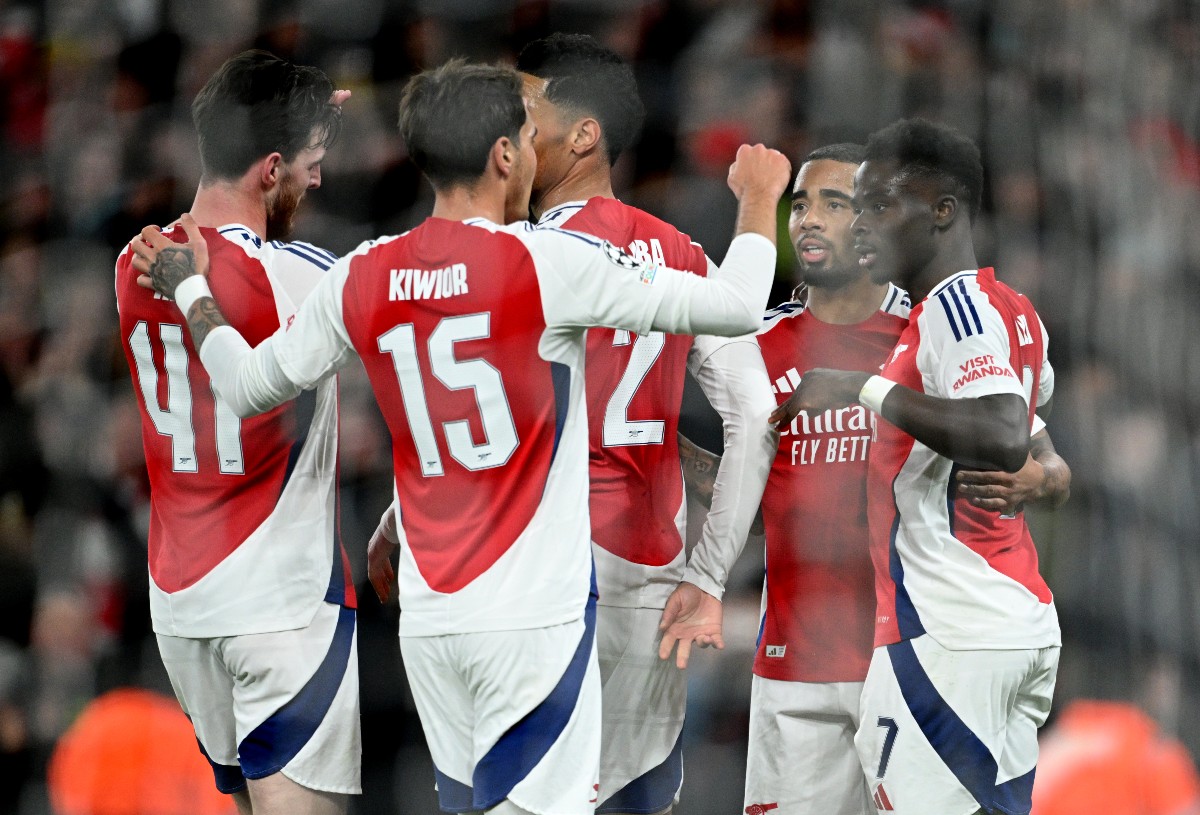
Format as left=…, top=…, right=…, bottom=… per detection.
left=367, top=524, right=398, bottom=604
left=658, top=582, right=724, bottom=670
left=330, top=89, right=352, bottom=107
left=131, top=212, right=210, bottom=297
left=768, top=368, right=870, bottom=431
left=727, top=143, right=792, bottom=203
left=956, top=453, right=1046, bottom=514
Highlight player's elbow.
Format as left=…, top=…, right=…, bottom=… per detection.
left=725, top=301, right=762, bottom=336
left=226, top=398, right=262, bottom=420
left=995, top=441, right=1029, bottom=474
left=988, top=420, right=1031, bottom=473
left=974, top=394, right=1030, bottom=472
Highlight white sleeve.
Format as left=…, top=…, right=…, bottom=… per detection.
left=199, top=259, right=358, bottom=416
left=1036, top=314, right=1054, bottom=407
left=377, top=500, right=400, bottom=545
left=530, top=229, right=776, bottom=337
left=924, top=289, right=1024, bottom=402
left=686, top=253, right=761, bottom=367
left=682, top=341, right=777, bottom=599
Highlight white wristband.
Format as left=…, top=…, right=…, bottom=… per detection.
left=858, top=375, right=897, bottom=414
left=174, top=275, right=212, bottom=316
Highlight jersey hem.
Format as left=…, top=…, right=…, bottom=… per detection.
left=150, top=592, right=327, bottom=639
left=876, top=630, right=1062, bottom=651
left=398, top=605, right=586, bottom=638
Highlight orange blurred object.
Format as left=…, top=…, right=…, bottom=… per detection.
left=1033, top=700, right=1200, bottom=815
left=48, top=688, right=237, bottom=815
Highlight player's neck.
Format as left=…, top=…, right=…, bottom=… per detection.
left=431, top=183, right=507, bottom=225
left=907, top=229, right=978, bottom=303
left=805, top=275, right=891, bottom=325
left=531, top=161, right=614, bottom=220
left=909, top=244, right=979, bottom=303
left=189, top=181, right=267, bottom=238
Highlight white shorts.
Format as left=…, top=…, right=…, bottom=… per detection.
left=854, top=636, right=1059, bottom=815
left=595, top=605, right=686, bottom=814
left=744, top=676, right=871, bottom=815
left=156, top=601, right=361, bottom=795
left=401, top=597, right=601, bottom=815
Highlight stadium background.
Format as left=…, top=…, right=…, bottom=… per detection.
left=0, top=0, right=1196, bottom=812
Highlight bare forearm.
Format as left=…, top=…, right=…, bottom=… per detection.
left=186, top=297, right=230, bottom=350
left=678, top=433, right=720, bottom=508
left=1028, top=431, right=1071, bottom=508
left=733, top=190, right=781, bottom=244
left=880, top=389, right=1029, bottom=472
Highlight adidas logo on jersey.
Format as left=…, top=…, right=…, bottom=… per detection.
left=873, top=784, right=895, bottom=811
left=771, top=366, right=803, bottom=395
left=765, top=644, right=786, bottom=658
left=390, top=264, right=468, bottom=301
left=1015, top=314, right=1034, bottom=346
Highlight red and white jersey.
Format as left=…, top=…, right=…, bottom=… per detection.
left=115, top=224, right=353, bottom=639
left=752, top=286, right=910, bottom=682
left=540, top=198, right=707, bottom=609
left=197, top=217, right=776, bottom=637
left=869, top=268, right=1059, bottom=650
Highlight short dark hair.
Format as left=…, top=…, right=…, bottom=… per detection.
left=191, top=50, right=340, bottom=180
left=805, top=142, right=865, bottom=165
left=516, top=33, right=645, bottom=165
left=398, top=60, right=527, bottom=189
left=864, top=119, right=983, bottom=220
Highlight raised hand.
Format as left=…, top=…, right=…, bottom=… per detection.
left=658, top=582, right=725, bottom=670
left=727, top=143, right=792, bottom=203
left=131, top=212, right=209, bottom=298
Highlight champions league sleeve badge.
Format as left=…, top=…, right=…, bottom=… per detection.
left=602, top=240, right=658, bottom=285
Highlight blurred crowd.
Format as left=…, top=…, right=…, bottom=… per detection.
left=0, top=0, right=1197, bottom=812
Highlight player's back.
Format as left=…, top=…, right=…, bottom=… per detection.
left=869, top=268, right=1058, bottom=651
left=116, top=225, right=350, bottom=638
left=540, top=197, right=709, bottom=608
left=337, top=217, right=596, bottom=636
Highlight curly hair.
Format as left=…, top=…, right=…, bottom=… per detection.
left=864, top=119, right=983, bottom=220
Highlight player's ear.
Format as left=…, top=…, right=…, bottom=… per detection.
left=260, top=153, right=284, bottom=189
left=572, top=117, right=601, bottom=156
left=933, top=194, right=959, bottom=230
left=492, top=137, right=514, bottom=179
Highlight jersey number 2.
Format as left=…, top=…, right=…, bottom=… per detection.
left=378, top=313, right=519, bottom=478
left=603, top=330, right=665, bottom=447
left=127, top=321, right=244, bottom=474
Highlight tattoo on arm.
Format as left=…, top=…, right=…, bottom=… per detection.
left=148, top=246, right=198, bottom=297
left=678, top=432, right=721, bottom=508
left=186, top=297, right=230, bottom=350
